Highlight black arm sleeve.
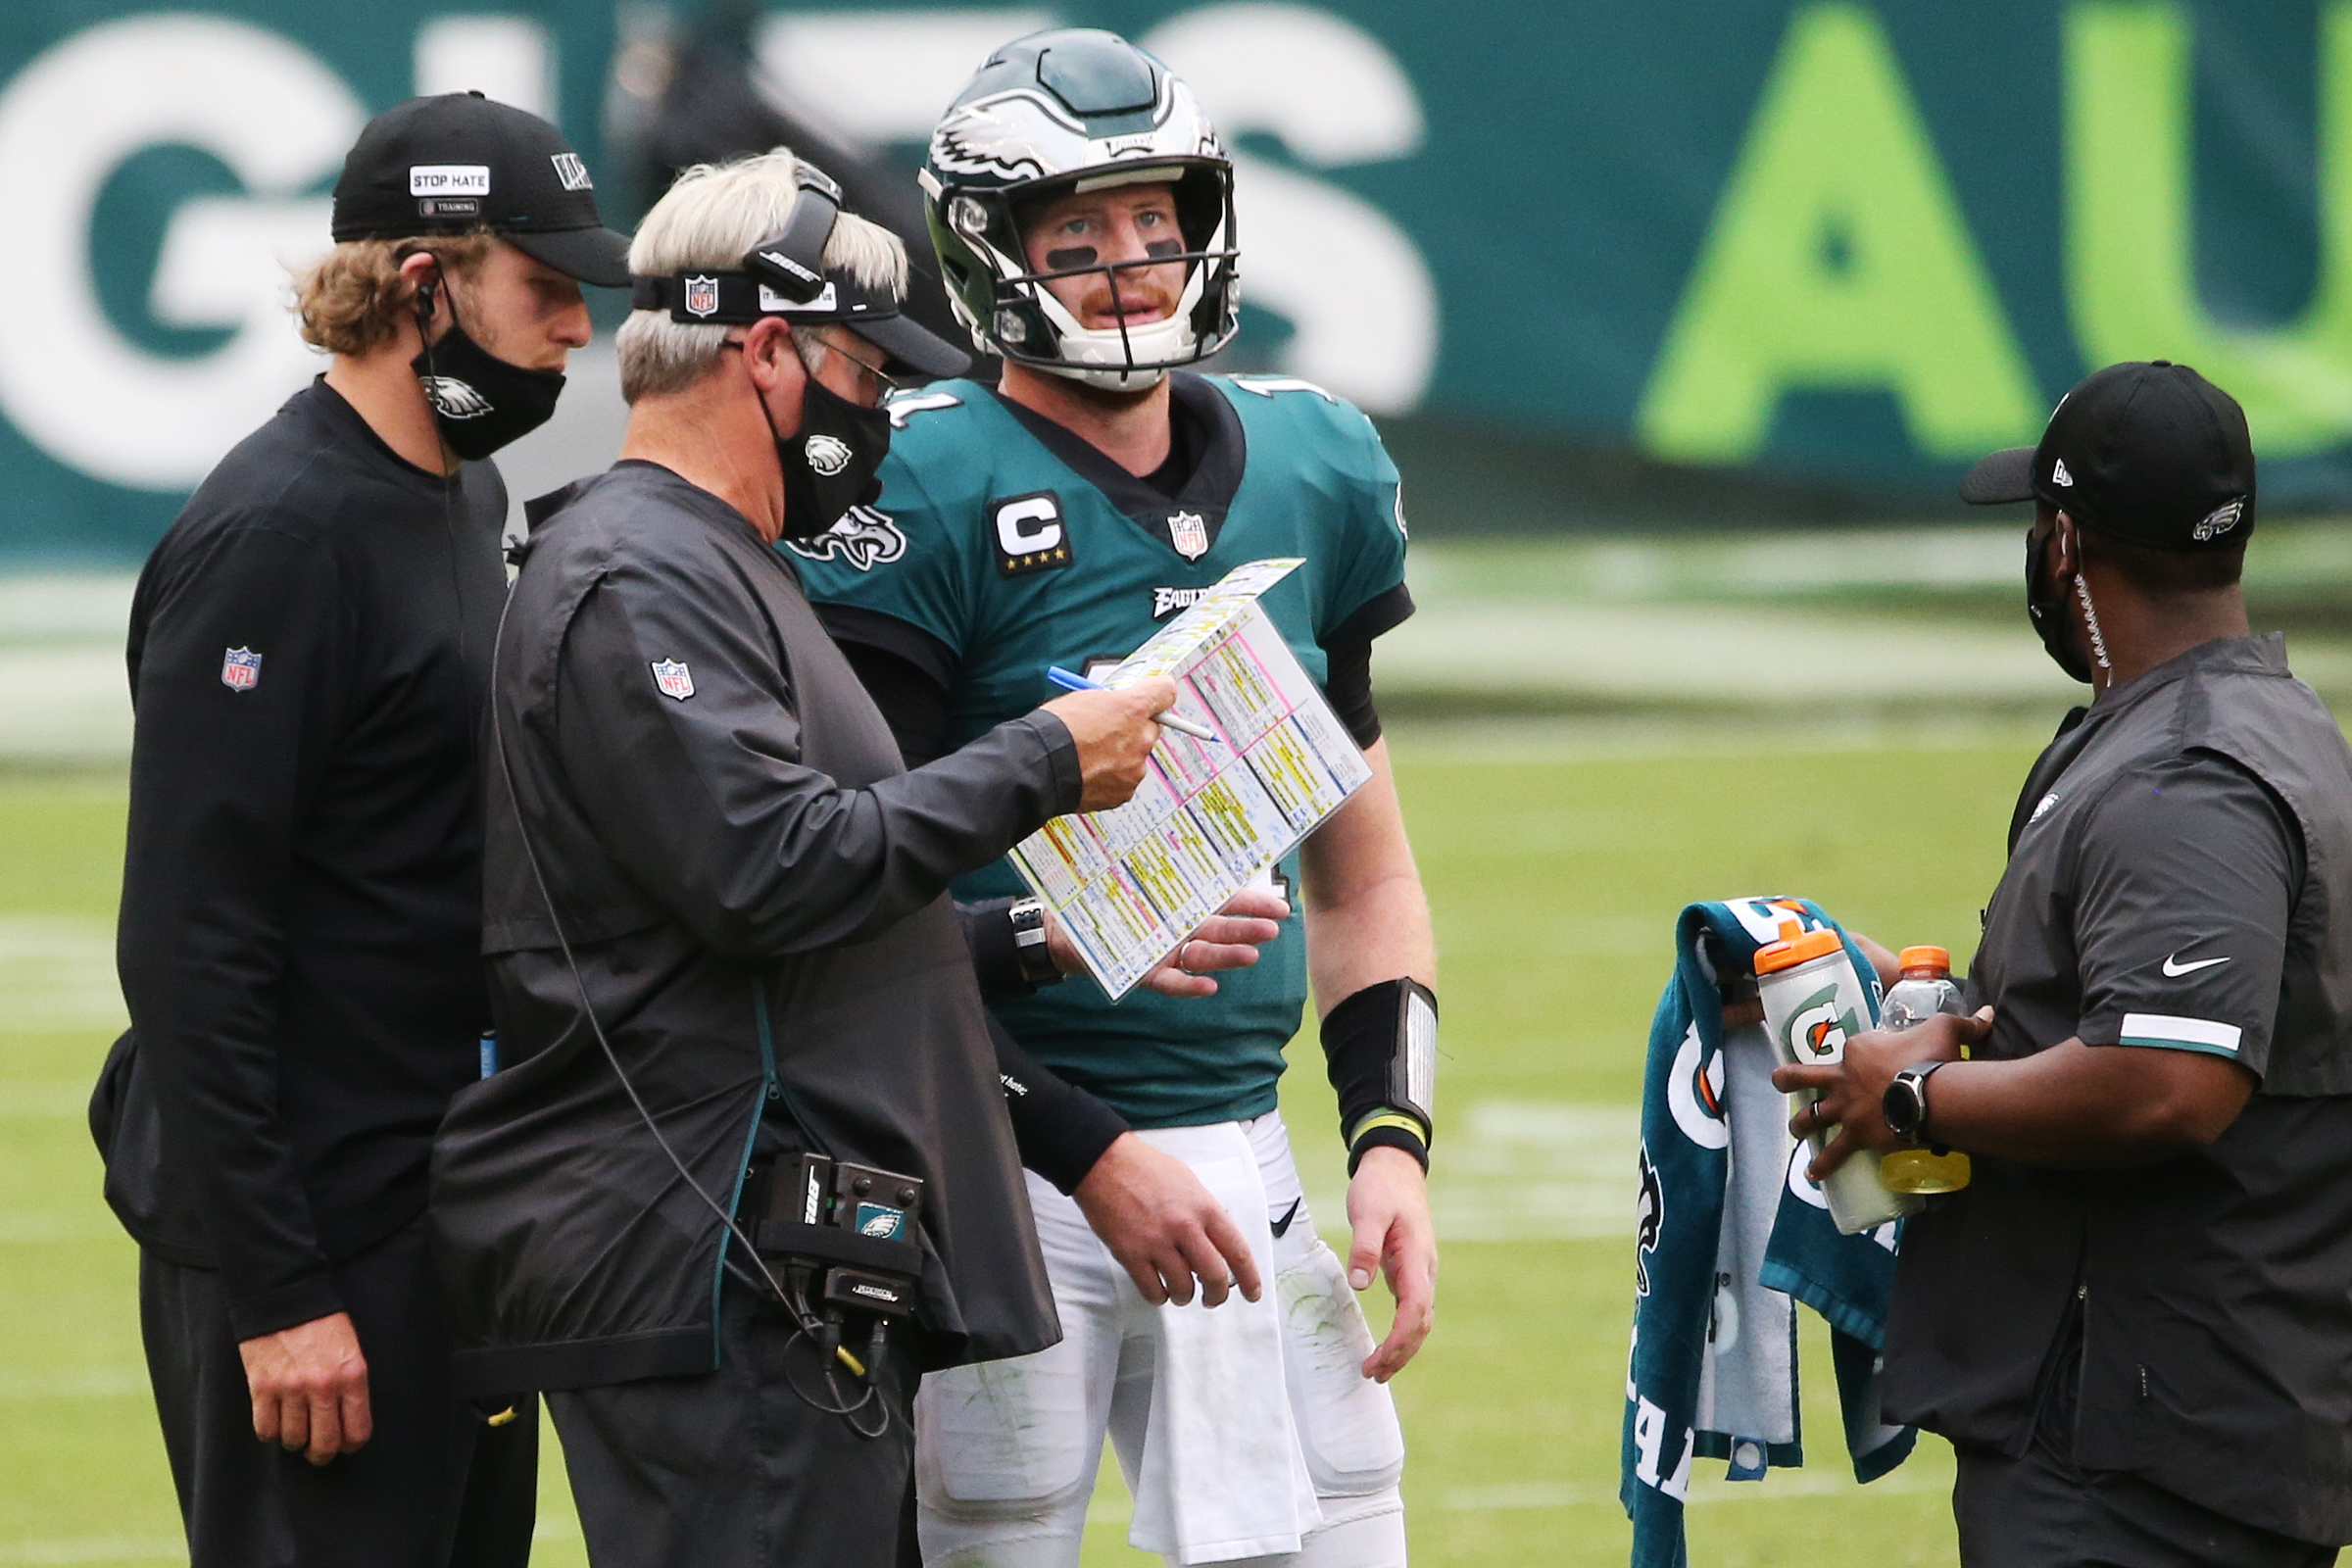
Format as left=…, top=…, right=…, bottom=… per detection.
left=817, top=602, right=958, bottom=769
left=1322, top=638, right=1380, bottom=748
left=117, top=525, right=349, bottom=1339
left=1319, top=581, right=1412, bottom=749
left=991, top=1015, right=1128, bottom=1194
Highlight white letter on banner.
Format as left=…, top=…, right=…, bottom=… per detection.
left=415, top=16, right=555, bottom=118
left=0, top=17, right=363, bottom=490
left=1144, top=5, right=1437, bottom=414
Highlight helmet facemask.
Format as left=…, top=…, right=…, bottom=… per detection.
left=937, top=160, right=1237, bottom=392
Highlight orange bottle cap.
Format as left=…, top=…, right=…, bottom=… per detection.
left=1898, top=945, right=1951, bottom=973
left=1754, top=917, right=1842, bottom=975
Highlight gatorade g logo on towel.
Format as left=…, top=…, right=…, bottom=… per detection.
left=1785, top=983, right=1858, bottom=1059
left=1667, top=1023, right=1729, bottom=1150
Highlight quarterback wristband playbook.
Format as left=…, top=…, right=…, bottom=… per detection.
left=1321, top=979, right=1437, bottom=1173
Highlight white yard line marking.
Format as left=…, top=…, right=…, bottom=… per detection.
left=0, top=918, right=125, bottom=1033
left=1301, top=1100, right=1640, bottom=1245
left=0, top=1368, right=147, bottom=1399
left=1444, top=1463, right=1952, bottom=1511
left=0, top=1538, right=185, bottom=1565
left=0, top=1083, right=96, bottom=1117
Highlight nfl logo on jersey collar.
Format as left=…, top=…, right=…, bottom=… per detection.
left=650, top=659, right=695, bottom=700
left=1168, top=511, right=1210, bottom=562
left=220, top=647, right=262, bottom=692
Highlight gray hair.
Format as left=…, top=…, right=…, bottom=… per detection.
left=616, top=148, right=908, bottom=403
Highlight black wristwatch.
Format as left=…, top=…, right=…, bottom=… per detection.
left=1882, top=1061, right=1949, bottom=1150
left=1007, top=897, right=1064, bottom=989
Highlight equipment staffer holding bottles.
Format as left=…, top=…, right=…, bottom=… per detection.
left=1778, top=362, right=2352, bottom=1567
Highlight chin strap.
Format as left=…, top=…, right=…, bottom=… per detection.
left=1320, top=979, right=1437, bottom=1175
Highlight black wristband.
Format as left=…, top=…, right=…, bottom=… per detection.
left=1321, top=979, right=1437, bottom=1174
left=992, top=1022, right=1127, bottom=1195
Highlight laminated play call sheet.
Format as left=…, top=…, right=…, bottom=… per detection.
left=1009, top=559, right=1374, bottom=999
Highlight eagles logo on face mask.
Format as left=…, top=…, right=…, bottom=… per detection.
left=410, top=285, right=565, bottom=462
left=774, top=374, right=894, bottom=540
left=804, top=433, right=855, bottom=476
left=419, top=376, right=496, bottom=419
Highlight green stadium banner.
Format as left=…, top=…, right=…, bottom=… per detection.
left=2, top=0, right=2347, bottom=564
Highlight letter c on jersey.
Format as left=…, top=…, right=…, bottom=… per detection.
left=993, top=490, right=1074, bottom=578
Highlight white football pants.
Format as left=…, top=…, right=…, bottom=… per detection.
left=916, top=1111, right=1406, bottom=1567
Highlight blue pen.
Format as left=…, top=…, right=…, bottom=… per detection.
left=1046, top=666, right=1219, bottom=742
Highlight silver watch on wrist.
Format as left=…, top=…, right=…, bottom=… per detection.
left=1882, top=1060, right=1947, bottom=1150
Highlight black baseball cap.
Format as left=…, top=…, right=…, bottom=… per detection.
left=330, top=93, right=630, bottom=287
left=1960, top=361, right=2256, bottom=549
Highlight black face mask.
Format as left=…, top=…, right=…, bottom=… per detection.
left=411, top=289, right=565, bottom=463
left=2026, top=527, right=2096, bottom=684
left=773, top=373, right=892, bottom=540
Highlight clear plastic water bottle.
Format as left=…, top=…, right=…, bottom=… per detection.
left=1878, top=946, right=1972, bottom=1194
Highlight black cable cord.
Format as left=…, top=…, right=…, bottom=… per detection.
left=485, top=561, right=891, bottom=1438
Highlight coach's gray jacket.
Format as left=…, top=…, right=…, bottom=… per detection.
left=431, top=460, right=1070, bottom=1394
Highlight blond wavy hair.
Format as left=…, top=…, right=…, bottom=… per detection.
left=293, top=232, right=498, bottom=358
left=618, top=149, right=907, bottom=403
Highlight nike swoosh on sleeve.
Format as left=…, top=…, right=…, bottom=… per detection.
left=2162, top=954, right=2232, bottom=977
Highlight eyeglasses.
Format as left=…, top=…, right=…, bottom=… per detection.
left=794, top=330, right=898, bottom=404
left=720, top=329, right=899, bottom=406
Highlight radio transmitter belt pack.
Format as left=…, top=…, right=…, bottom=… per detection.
left=755, top=1153, right=926, bottom=1422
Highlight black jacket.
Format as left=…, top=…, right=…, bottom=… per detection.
left=431, top=462, right=1070, bottom=1393
left=100, top=380, right=507, bottom=1341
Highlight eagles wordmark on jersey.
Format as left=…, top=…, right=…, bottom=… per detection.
left=793, top=368, right=1413, bottom=1127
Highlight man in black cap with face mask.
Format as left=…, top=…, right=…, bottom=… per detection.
left=97, top=92, right=628, bottom=1567
left=1775, top=361, right=2352, bottom=1566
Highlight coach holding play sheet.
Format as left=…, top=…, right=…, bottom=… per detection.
left=1778, top=362, right=2352, bottom=1567
left=428, top=152, right=1183, bottom=1567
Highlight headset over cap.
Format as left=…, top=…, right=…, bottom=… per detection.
left=920, top=28, right=1239, bottom=391
left=631, top=164, right=968, bottom=378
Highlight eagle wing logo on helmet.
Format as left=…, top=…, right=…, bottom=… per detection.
left=419, top=376, right=493, bottom=419
left=785, top=505, right=907, bottom=572
left=929, top=96, right=1064, bottom=183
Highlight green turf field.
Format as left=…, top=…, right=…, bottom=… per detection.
left=0, top=724, right=2041, bottom=1566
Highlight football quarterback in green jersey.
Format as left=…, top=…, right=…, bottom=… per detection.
left=795, top=29, right=1436, bottom=1567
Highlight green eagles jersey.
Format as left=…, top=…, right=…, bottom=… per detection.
left=792, top=370, right=1411, bottom=1127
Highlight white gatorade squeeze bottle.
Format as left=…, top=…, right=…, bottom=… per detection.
left=1877, top=946, right=1973, bottom=1195
left=1753, top=920, right=1918, bottom=1234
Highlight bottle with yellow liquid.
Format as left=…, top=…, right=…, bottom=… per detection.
left=1878, top=946, right=1973, bottom=1195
